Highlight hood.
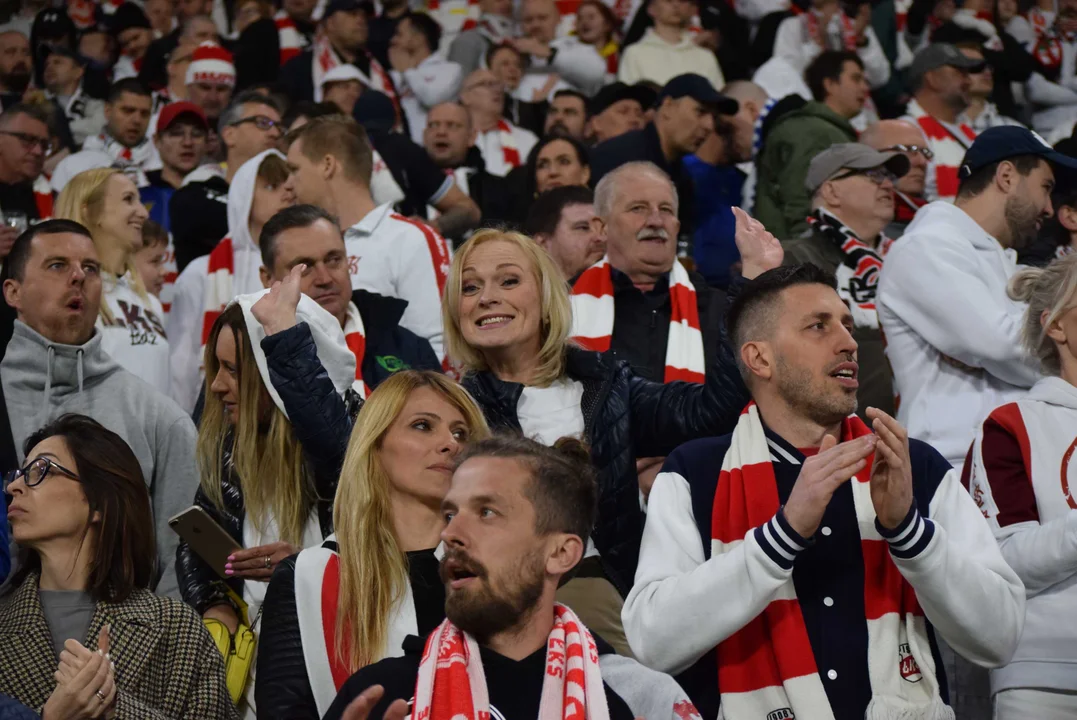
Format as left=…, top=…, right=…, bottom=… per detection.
left=228, top=149, right=284, bottom=254
left=1027, top=376, right=1077, bottom=410
left=758, top=93, right=807, bottom=149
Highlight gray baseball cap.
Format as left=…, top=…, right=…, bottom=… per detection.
left=907, top=43, right=986, bottom=85
left=805, top=143, right=911, bottom=192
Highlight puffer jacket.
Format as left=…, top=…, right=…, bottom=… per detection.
left=462, top=346, right=749, bottom=592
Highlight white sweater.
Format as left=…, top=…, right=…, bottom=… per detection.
left=98, top=272, right=172, bottom=397
left=617, top=28, right=724, bottom=89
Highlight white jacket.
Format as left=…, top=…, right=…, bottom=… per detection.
left=877, top=201, right=1041, bottom=469
left=98, top=272, right=172, bottom=396
left=617, top=28, right=724, bottom=89
left=771, top=14, right=891, bottom=89
left=474, top=120, right=537, bottom=178
left=516, top=36, right=607, bottom=101
left=392, top=54, right=464, bottom=145
left=344, top=203, right=449, bottom=360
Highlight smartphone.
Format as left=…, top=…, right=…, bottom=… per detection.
left=169, top=506, right=241, bottom=581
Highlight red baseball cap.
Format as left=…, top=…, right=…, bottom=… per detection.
left=156, top=102, right=209, bottom=135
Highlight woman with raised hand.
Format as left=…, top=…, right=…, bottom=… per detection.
left=255, top=370, right=489, bottom=719
left=0, top=414, right=235, bottom=719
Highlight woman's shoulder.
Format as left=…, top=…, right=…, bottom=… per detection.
left=112, top=589, right=207, bottom=635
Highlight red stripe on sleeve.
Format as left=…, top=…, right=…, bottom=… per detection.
left=979, top=407, right=1040, bottom=527
left=391, top=214, right=450, bottom=295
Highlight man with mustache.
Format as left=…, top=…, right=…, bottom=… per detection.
left=783, top=143, right=910, bottom=419
left=324, top=435, right=700, bottom=720
left=860, top=119, right=932, bottom=238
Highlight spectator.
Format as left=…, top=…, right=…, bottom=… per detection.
left=230, top=0, right=283, bottom=90
left=135, top=218, right=169, bottom=300
left=618, top=0, right=724, bottom=89
left=0, top=414, right=236, bottom=718
left=0, top=30, right=32, bottom=107
left=139, top=2, right=217, bottom=90
left=110, top=2, right=155, bottom=81
left=42, top=46, right=104, bottom=148
left=587, top=82, right=648, bottom=144
left=66, top=79, right=155, bottom=188
left=623, top=263, right=1025, bottom=720
left=0, top=104, right=54, bottom=232
left=54, top=169, right=175, bottom=395
left=169, top=90, right=283, bottom=270
left=142, top=101, right=208, bottom=230
left=325, top=434, right=703, bottom=720
left=447, top=0, right=516, bottom=77
left=287, top=115, right=451, bottom=360
left=368, top=0, right=408, bottom=68
left=530, top=134, right=591, bottom=196
left=460, top=68, right=538, bottom=177
left=276, top=0, right=318, bottom=57
left=964, top=256, right=1077, bottom=720
left=388, top=12, right=463, bottom=144
left=860, top=119, right=932, bottom=237
left=902, top=43, right=983, bottom=203
left=1, top=219, right=198, bottom=597
left=255, top=371, right=488, bottom=719
left=487, top=44, right=545, bottom=135
left=784, top=143, right=910, bottom=418
left=877, top=126, right=1067, bottom=470
left=544, top=89, right=589, bottom=140
left=154, top=38, right=194, bottom=108
left=1020, top=181, right=1077, bottom=265
left=442, top=226, right=765, bottom=625
left=144, top=0, right=176, bottom=36
left=575, top=0, right=621, bottom=79
left=957, top=43, right=1025, bottom=131
left=168, top=150, right=295, bottom=413
left=319, top=64, right=364, bottom=115
left=525, top=184, right=604, bottom=281
left=754, top=51, right=866, bottom=239
left=184, top=41, right=234, bottom=125
left=590, top=74, right=737, bottom=235
left=512, top=0, right=606, bottom=100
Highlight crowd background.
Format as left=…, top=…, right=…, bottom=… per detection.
left=0, top=0, right=1074, bottom=718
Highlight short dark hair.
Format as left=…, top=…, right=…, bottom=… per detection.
left=553, top=89, right=589, bottom=116
left=457, top=434, right=597, bottom=544
left=726, top=264, right=837, bottom=377
left=11, top=414, right=157, bottom=603
left=141, top=219, right=168, bottom=249
left=404, top=12, right=441, bottom=53
left=283, top=100, right=343, bottom=128
left=0, top=102, right=51, bottom=130
left=485, top=42, right=521, bottom=69
left=805, top=50, right=863, bottom=102
left=260, top=204, right=341, bottom=269
left=527, top=134, right=590, bottom=188
left=956, top=155, right=1045, bottom=200
left=524, top=185, right=594, bottom=237
left=6, top=219, right=94, bottom=282
left=219, top=90, right=282, bottom=128
left=107, top=77, right=152, bottom=104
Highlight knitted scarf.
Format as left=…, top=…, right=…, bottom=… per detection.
left=806, top=209, right=890, bottom=329
left=275, top=10, right=308, bottom=66
left=201, top=236, right=237, bottom=346
left=711, top=404, right=952, bottom=720
left=343, top=302, right=370, bottom=399
left=905, top=99, right=976, bottom=202
left=571, top=257, right=705, bottom=383
left=1033, top=21, right=1077, bottom=76
left=412, top=604, right=610, bottom=720
left=33, top=176, right=52, bottom=220
left=496, top=119, right=522, bottom=168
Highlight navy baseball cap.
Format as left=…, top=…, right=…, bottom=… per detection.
left=324, top=0, right=368, bottom=17
left=957, top=126, right=1077, bottom=181
left=657, top=74, right=739, bottom=116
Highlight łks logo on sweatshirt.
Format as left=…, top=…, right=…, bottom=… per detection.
left=899, top=643, right=923, bottom=683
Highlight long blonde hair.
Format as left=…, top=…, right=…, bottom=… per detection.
left=1008, top=254, right=1077, bottom=376
left=55, top=168, right=148, bottom=321
left=441, top=229, right=573, bottom=387
left=333, top=371, right=489, bottom=670
left=197, top=304, right=314, bottom=545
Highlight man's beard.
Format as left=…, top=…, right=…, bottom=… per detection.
left=547, top=121, right=568, bottom=136
left=441, top=547, right=546, bottom=644
left=1, top=66, right=31, bottom=94
left=944, top=88, right=969, bottom=113
left=774, top=351, right=857, bottom=427
left=1004, top=194, right=1041, bottom=250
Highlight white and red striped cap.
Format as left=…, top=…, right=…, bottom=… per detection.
left=185, top=41, right=235, bottom=87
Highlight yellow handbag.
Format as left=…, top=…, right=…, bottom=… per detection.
left=203, top=586, right=261, bottom=705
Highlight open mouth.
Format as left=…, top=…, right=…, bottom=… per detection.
left=476, top=314, right=513, bottom=329
left=443, top=561, right=481, bottom=589
left=65, top=296, right=84, bottom=311
left=829, top=362, right=859, bottom=389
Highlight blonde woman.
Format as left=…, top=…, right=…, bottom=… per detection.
left=176, top=290, right=359, bottom=718
left=254, top=370, right=490, bottom=719
left=965, top=255, right=1077, bottom=720
left=54, top=168, right=166, bottom=392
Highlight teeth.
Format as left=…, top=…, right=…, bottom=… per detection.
left=834, top=369, right=854, bottom=378
left=479, top=316, right=510, bottom=326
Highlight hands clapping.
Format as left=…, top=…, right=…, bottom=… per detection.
left=45, top=626, right=116, bottom=720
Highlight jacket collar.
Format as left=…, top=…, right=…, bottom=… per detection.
left=346, top=202, right=394, bottom=237
left=351, top=289, right=408, bottom=337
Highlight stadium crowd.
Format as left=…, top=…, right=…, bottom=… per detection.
left=0, top=0, right=1075, bottom=718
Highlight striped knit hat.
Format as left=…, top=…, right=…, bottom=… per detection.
left=185, top=41, right=235, bottom=87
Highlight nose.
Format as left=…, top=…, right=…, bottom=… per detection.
left=702, top=113, right=715, bottom=132
left=440, top=511, right=468, bottom=548
left=312, top=262, right=333, bottom=286
left=1044, top=195, right=1055, bottom=218
left=477, top=283, right=500, bottom=306
left=135, top=202, right=149, bottom=220
left=438, top=429, right=461, bottom=458
left=267, top=124, right=282, bottom=139
left=837, top=323, right=858, bottom=356
left=209, top=366, right=229, bottom=394
left=6, top=474, right=25, bottom=495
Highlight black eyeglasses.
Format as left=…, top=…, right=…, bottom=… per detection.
left=832, top=166, right=899, bottom=185
left=0, top=130, right=52, bottom=154
left=3, top=456, right=80, bottom=493
left=229, top=115, right=281, bottom=132
left=881, top=144, right=934, bottom=160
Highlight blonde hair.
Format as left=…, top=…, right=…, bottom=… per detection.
left=333, top=371, right=489, bottom=670
left=1008, top=253, right=1077, bottom=376
left=55, top=168, right=147, bottom=322
left=442, top=229, right=573, bottom=387
left=197, top=304, right=315, bottom=546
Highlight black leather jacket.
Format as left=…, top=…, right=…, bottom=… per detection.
left=462, top=346, right=749, bottom=592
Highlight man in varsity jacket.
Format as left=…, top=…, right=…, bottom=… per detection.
left=621, top=264, right=1025, bottom=720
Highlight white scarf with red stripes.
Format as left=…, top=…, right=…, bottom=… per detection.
left=311, top=36, right=399, bottom=111
left=570, top=257, right=705, bottom=383
left=200, top=235, right=240, bottom=347
left=496, top=119, right=522, bottom=168
left=413, top=604, right=610, bottom=720
left=275, top=10, right=309, bottom=66
left=904, top=99, right=976, bottom=203
left=343, top=301, right=370, bottom=399
left=712, top=405, right=951, bottom=720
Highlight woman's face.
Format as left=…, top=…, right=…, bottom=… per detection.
left=535, top=139, right=590, bottom=194
left=378, top=386, right=472, bottom=506
left=249, top=172, right=296, bottom=229
left=576, top=4, right=610, bottom=44
left=458, top=239, right=543, bottom=357
left=6, top=436, right=91, bottom=548
left=98, top=174, right=148, bottom=254
left=1047, top=301, right=1077, bottom=368
left=210, top=328, right=240, bottom=424
left=995, top=0, right=1018, bottom=22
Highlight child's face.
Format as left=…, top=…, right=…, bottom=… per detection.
left=135, top=242, right=167, bottom=297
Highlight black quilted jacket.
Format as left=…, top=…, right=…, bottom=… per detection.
left=462, top=346, right=749, bottom=592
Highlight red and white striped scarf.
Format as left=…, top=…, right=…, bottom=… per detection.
left=311, top=36, right=400, bottom=120
left=275, top=10, right=308, bottom=66
left=571, top=257, right=705, bottom=383
left=801, top=8, right=858, bottom=50
left=200, top=236, right=236, bottom=346
left=905, top=100, right=976, bottom=202
left=712, top=405, right=948, bottom=720
left=413, top=604, right=610, bottom=720
left=33, top=176, right=53, bottom=220
left=343, top=302, right=370, bottom=399
left=496, top=119, right=522, bottom=168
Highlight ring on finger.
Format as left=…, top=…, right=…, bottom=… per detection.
left=264, top=555, right=271, bottom=569
left=95, top=689, right=107, bottom=702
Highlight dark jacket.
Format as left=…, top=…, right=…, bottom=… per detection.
left=233, top=17, right=282, bottom=91
left=445, top=147, right=512, bottom=246
left=279, top=47, right=390, bottom=104
left=169, top=176, right=229, bottom=272
left=462, top=346, right=749, bottom=591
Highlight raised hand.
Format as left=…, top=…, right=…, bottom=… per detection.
left=226, top=541, right=301, bottom=580
left=732, top=207, right=783, bottom=280
left=865, top=407, right=914, bottom=530
left=251, top=263, right=304, bottom=336
left=783, top=433, right=877, bottom=538
left=341, top=685, right=410, bottom=720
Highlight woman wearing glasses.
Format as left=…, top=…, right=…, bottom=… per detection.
left=0, top=414, right=236, bottom=719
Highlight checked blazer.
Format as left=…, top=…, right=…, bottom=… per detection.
left=0, top=573, right=238, bottom=719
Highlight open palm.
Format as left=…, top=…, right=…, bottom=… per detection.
left=733, top=207, right=783, bottom=279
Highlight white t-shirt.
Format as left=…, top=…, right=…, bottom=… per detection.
left=516, top=376, right=585, bottom=446
left=97, top=272, right=172, bottom=396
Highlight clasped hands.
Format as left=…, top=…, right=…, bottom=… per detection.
left=43, top=626, right=116, bottom=720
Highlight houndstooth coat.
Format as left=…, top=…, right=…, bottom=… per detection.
left=0, top=573, right=238, bottom=719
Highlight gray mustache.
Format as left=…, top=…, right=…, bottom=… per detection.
left=636, top=228, right=669, bottom=241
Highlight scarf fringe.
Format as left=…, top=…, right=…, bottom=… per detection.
left=865, top=697, right=955, bottom=720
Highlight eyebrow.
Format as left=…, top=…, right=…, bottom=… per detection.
left=411, top=411, right=442, bottom=422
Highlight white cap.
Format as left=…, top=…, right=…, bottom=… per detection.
left=320, top=64, right=364, bottom=88
left=50, top=150, right=115, bottom=194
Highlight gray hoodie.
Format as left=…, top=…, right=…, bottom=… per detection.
left=2, top=320, right=198, bottom=598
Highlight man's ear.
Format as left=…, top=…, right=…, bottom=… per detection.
left=2, top=277, right=20, bottom=312
left=259, top=265, right=272, bottom=289
left=741, top=340, right=773, bottom=382
left=322, top=154, right=336, bottom=180
left=219, top=124, right=236, bottom=150
left=596, top=216, right=608, bottom=241
left=533, top=232, right=551, bottom=249
left=1059, top=204, right=1077, bottom=232
left=545, top=533, right=584, bottom=577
